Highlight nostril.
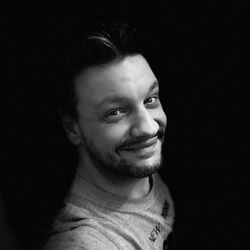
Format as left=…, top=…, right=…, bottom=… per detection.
left=131, top=117, right=159, bottom=138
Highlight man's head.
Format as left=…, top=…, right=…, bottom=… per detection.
left=60, top=21, right=167, bottom=179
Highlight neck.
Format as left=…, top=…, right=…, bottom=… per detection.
left=76, top=151, right=151, bottom=200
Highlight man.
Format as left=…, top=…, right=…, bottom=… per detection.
left=43, top=21, right=175, bottom=250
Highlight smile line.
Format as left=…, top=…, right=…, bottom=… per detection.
left=121, top=137, right=158, bottom=151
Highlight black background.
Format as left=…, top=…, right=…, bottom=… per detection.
left=1, top=1, right=249, bottom=249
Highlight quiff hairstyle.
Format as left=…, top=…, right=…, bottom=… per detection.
left=58, top=21, right=156, bottom=121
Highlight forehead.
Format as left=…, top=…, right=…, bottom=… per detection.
left=75, top=55, right=158, bottom=109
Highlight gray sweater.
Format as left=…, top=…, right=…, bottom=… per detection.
left=42, top=173, right=175, bottom=250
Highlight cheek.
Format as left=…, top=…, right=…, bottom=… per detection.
left=161, top=110, right=167, bottom=126
left=100, top=123, right=129, bottom=143
left=152, top=106, right=167, bottom=127
left=83, top=122, right=129, bottom=148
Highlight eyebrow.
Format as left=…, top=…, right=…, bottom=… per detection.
left=96, top=80, right=159, bottom=108
left=149, top=80, right=159, bottom=92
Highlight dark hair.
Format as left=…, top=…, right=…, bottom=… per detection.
left=58, top=21, right=156, bottom=121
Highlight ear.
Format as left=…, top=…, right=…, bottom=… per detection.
left=62, top=116, right=82, bottom=145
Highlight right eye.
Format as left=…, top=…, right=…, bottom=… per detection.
left=104, top=108, right=126, bottom=123
left=107, top=109, right=123, bottom=117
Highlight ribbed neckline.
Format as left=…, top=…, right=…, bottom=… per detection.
left=65, top=173, right=159, bottom=213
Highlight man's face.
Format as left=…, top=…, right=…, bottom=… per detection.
left=74, top=55, right=167, bottom=178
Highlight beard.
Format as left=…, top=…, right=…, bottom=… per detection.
left=81, top=130, right=165, bottom=179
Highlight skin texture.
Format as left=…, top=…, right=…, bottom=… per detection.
left=64, top=54, right=167, bottom=199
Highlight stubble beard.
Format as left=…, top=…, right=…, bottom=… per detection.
left=81, top=135, right=164, bottom=180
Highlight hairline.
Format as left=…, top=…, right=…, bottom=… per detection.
left=71, top=53, right=144, bottom=121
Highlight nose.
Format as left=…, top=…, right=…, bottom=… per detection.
left=130, top=107, right=159, bottom=138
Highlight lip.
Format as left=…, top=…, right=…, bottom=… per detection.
left=122, top=137, right=158, bottom=151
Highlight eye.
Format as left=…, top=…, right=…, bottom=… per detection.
left=104, top=108, right=126, bottom=123
left=108, top=109, right=122, bottom=117
left=105, top=107, right=127, bottom=118
left=145, top=97, right=156, bottom=104
left=144, top=94, right=159, bottom=106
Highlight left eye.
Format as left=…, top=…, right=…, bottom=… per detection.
left=145, top=96, right=157, bottom=104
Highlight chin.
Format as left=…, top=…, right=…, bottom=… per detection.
left=126, top=153, right=162, bottom=170
left=130, top=158, right=162, bottom=178
left=128, top=149, right=161, bottom=164
left=138, top=158, right=161, bottom=170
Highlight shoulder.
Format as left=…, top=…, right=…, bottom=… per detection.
left=42, top=226, right=118, bottom=250
left=154, top=172, right=175, bottom=217
left=154, top=172, right=174, bottom=202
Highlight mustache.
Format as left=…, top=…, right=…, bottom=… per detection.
left=116, top=129, right=165, bottom=151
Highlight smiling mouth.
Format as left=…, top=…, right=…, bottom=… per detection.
left=121, top=137, right=158, bottom=151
